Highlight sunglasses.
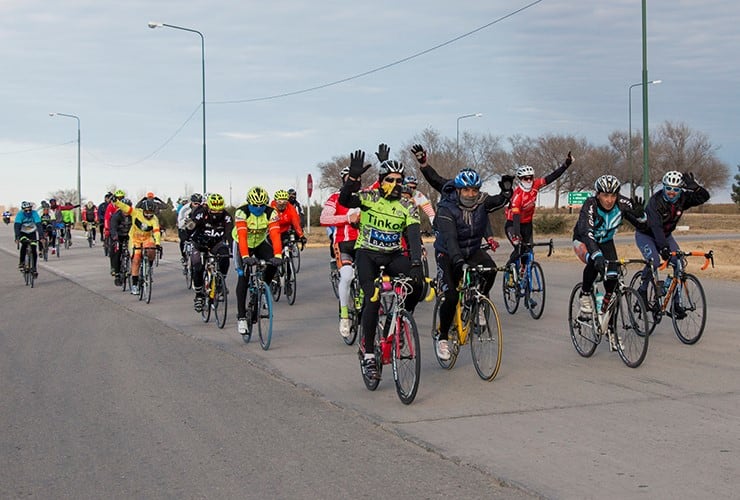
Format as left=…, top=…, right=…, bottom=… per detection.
left=664, top=186, right=682, bottom=193
left=519, top=176, right=534, bottom=181
left=383, top=177, right=404, bottom=184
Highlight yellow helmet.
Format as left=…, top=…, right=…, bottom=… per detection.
left=274, top=189, right=290, bottom=201
left=206, top=193, right=225, bottom=212
left=247, top=186, right=269, bottom=206
left=114, top=189, right=126, bottom=198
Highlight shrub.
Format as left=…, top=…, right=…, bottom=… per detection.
left=533, top=213, right=567, bottom=234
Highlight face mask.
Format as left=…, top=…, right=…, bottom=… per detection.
left=381, top=182, right=402, bottom=200
left=519, top=180, right=534, bottom=192
left=459, top=194, right=478, bottom=208
left=249, top=204, right=266, bottom=216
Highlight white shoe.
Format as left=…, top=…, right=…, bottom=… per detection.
left=339, top=318, right=351, bottom=338
left=237, top=318, right=248, bottom=335
left=579, top=294, right=593, bottom=315
left=130, top=284, right=140, bottom=295
left=436, top=339, right=451, bottom=361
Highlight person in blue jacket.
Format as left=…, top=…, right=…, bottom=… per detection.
left=14, top=201, right=43, bottom=277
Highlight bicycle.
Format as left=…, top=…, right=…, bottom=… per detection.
left=431, top=263, right=504, bottom=381
left=54, top=223, right=65, bottom=258
left=284, top=230, right=302, bottom=274
left=329, top=264, right=340, bottom=299
left=200, top=250, right=230, bottom=329
left=182, top=240, right=194, bottom=290
left=568, top=258, right=651, bottom=368
left=243, top=260, right=274, bottom=350
left=502, top=239, right=554, bottom=320
left=18, top=237, right=38, bottom=288
left=84, top=223, right=96, bottom=248
left=63, top=223, right=73, bottom=250
left=271, top=243, right=298, bottom=305
left=629, top=249, right=713, bottom=345
left=133, top=245, right=159, bottom=304
left=358, top=267, right=421, bottom=405
left=40, top=237, right=49, bottom=262
left=333, top=263, right=363, bottom=346
left=118, top=242, right=131, bottom=292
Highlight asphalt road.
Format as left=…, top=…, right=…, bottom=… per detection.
left=1, top=225, right=738, bottom=499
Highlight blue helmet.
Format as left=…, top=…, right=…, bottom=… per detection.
left=453, top=168, right=482, bottom=188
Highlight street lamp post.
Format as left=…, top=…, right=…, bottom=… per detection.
left=456, top=113, right=482, bottom=167
left=628, top=80, right=661, bottom=198
left=149, top=21, right=207, bottom=193
left=49, top=112, right=81, bottom=221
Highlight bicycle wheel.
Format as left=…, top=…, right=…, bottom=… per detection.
left=201, top=273, right=212, bottom=323
left=138, top=260, right=147, bottom=302
left=568, top=283, right=598, bottom=357
left=144, top=260, right=153, bottom=304
left=502, top=264, right=520, bottom=314
left=614, top=288, right=649, bottom=368
left=257, top=282, right=273, bottom=350
left=671, top=274, right=706, bottom=345
left=526, top=261, right=546, bottom=319
left=185, top=256, right=193, bottom=290
left=292, top=245, right=301, bottom=273
left=470, top=297, right=503, bottom=381
left=65, top=231, right=71, bottom=249
left=286, top=259, right=297, bottom=305
left=393, top=310, right=421, bottom=404
left=330, top=270, right=340, bottom=299
left=344, top=279, right=362, bottom=346
left=421, top=254, right=430, bottom=300
left=88, top=232, right=93, bottom=248
left=431, top=298, right=458, bottom=370
left=42, top=242, right=48, bottom=262
left=629, top=271, right=659, bottom=335
left=214, top=273, right=228, bottom=329
left=56, top=238, right=61, bottom=258
left=271, top=272, right=282, bottom=302
left=120, top=254, right=129, bottom=292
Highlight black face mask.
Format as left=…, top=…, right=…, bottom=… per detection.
left=381, top=182, right=403, bottom=200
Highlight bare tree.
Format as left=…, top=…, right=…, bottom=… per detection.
left=317, top=155, right=351, bottom=192
left=49, top=188, right=78, bottom=205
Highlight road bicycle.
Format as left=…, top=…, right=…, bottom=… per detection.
left=39, top=237, right=49, bottom=262
left=54, top=223, right=65, bottom=258
left=84, top=222, right=96, bottom=247
left=243, top=260, right=274, bottom=350
left=18, top=237, right=38, bottom=288
left=502, top=239, right=554, bottom=320
left=271, top=241, right=298, bottom=305
left=568, top=258, right=650, bottom=368
left=629, top=249, right=713, bottom=345
left=329, top=263, right=340, bottom=299
left=118, top=242, right=132, bottom=292
left=332, top=263, right=363, bottom=345
left=182, top=240, right=194, bottom=290
left=133, top=245, right=160, bottom=304
left=431, top=263, right=504, bottom=381
left=284, top=230, right=302, bottom=274
left=359, top=268, right=421, bottom=405
left=200, top=250, right=230, bottom=329
left=62, top=223, right=73, bottom=250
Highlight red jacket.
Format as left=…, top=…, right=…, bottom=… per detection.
left=270, top=201, right=304, bottom=237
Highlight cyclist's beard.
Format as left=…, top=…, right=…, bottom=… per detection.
left=381, top=183, right=402, bottom=200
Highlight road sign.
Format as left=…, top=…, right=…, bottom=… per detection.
left=568, top=191, right=591, bottom=205
left=307, top=174, right=313, bottom=198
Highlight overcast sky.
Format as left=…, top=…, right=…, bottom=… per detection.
left=1, top=0, right=738, bottom=209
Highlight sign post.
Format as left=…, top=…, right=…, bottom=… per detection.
left=306, top=173, right=314, bottom=234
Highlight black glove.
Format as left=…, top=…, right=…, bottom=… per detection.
left=659, top=247, right=671, bottom=261
left=348, top=150, right=370, bottom=179
left=299, top=235, right=307, bottom=250
left=629, top=196, right=645, bottom=218
left=411, top=144, right=427, bottom=165
left=451, top=257, right=465, bottom=281
left=375, top=143, right=390, bottom=163
left=410, top=260, right=425, bottom=285
left=156, top=244, right=163, bottom=256
left=243, top=256, right=258, bottom=267
left=564, top=151, right=574, bottom=167
left=682, top=171, right=699, bottom=191
left=592, top=254, right=605, bottom=273
left=499, top=175, right=514, bottom=194
left=269, top=256, right=283, bottom=268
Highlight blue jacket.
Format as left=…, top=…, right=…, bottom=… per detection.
left=14, top=210, right=42, bottom=239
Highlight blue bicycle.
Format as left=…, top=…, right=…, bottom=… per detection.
left=501, top=239, right=553, bottom=320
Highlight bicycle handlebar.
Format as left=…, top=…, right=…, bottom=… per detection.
left=658, top=249, right=714, bottom=271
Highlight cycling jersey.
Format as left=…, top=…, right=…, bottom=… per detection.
left=114, top=200, right=161, bottom=246
left=189, top=205, right=234, bottom=251
left=572, top=195, right=644, bottom=259
left=81, top=205, right=98, bottom=223
left=409, top=190, right=435, bottom=225
left=14, top=210, right=42, bottom=238
left=636, top=186, right=710, bottom=250
left=320, top=192, right=359, bottom=244
left=270, top=201, right=304, bottom=238
left=505, top=177, right=547, bottom=224
left=232, top=204, right=282, bottom=257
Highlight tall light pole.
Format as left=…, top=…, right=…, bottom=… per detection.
left=149, top=21, right=207, bottom=193
left=49, top=112, right=81, bottom=221
left=456, top=113, right=482, bottom=167
left=628, top=79, right=661, bottom=198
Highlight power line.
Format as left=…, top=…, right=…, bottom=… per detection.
left=210, top=0, right=544, bottom=105
left=0, top=140, right=75, bottom=155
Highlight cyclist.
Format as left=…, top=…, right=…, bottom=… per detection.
left=186, top=193, right=234, bottom=313
left=320, top=166, right=361, bottom=338
left=109, top=198, right=133, bottom=287
left=104, top=189, right=126, bottom=243
left=402, top=175, right=436, bottom=226
left=572, top=175, right=645, bottom=316
left=271, top=189, right=307, bottom=287
left=113, top=197, right=161, bottom=295
left=232, top=186, right=283, bottom=336
left=38, top=202, right=57, bottom=256
left=178, top=193, right=203, bottom=264
left=634, top=171, right=710, bottom=307
left=81, top=200, right=98, bottom=244
left=59, top=201, right=78, bottom=244
left=14, top=201, right=42, bottom=277
left=505, top=152, right=573, bottom=269
left=3, top=210, right=11, bottom=224
left=339, top=150, right=425, bottom=379
left=287, top=188, right=305, bottom=228
left=97, top=193, right=112, bottom=243
left=410, top=144, right=514, bottom=361
left=136, top=191, right=167, bottom=212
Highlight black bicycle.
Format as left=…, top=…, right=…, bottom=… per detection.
left=243, top=260, right=274, bottom=350
left=18, top=237, right=38, bottom=288
left=200, top=251, right=230, bottom=329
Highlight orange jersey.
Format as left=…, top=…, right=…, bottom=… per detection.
left=269, top=201, right=304, bottom=237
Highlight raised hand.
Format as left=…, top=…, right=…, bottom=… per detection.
left=411, top=144, right=427, bottom=165
left=375, top=143, right=390, bottom=163
left=348, top=150, right=370, bottom=179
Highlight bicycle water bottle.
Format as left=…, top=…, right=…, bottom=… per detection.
left=380, top=336, right=392, bottom=364
left=380, top=277, right=392, bottom=292
left=663, top=276, right=672, bottom=296
left=355, top=289, right=364, bottom=310
left=594, top=291, right=604, bottom=313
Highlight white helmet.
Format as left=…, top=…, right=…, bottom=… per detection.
left=516, top=165, right=535, bottom=178
left=662, top=171, right=683, bottom=188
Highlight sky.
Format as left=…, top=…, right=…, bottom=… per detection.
left=1, top=0, right=739, bottom=210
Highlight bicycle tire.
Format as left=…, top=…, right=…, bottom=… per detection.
left=568, top=283, right=598, bottom=357
left=421, top=253, right=430, bottom=300
left=344, top=279, right=362, bottom=346
left=470, top=297, right=503, bottom=381
left=272, top=272, right=282, bottom=302
left=120, top=251, right=130, bottom=292
left=88, top=233, right=93, bottom=248
left=393, top=310, right=421, bottom=404
left=431, top=298, right=458, bottom=370
left=292, top=245, right=301, bottom=273
left=213, top=273, right=228, bottom=329
left=42, top=242, right=48, bottom=262
left=258, top=282, right=273, bottom=350
left=144, top=259, right=153, bottom=304
left=629, top=270, right=662, bottom=336
left=527, top=261, right=546, bottom=320
left=138, top=259, right=147, bottom=302
left=502, top=264, right=520, bottom=314
left=330, top=270, right=340, bottom=299
left=615, top=287, right=649, bottom=368
left=286, top=258, right=297, bottom=305
left=201, top=271, right=212, bottom=323
left=65, top=231, right=71, bottom=250
left=185, top=259, right=193, bottom=290
left=671, top=273, right=706, bottom=345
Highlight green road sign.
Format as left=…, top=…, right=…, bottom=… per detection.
left=568, top=191, right=591, bottom=205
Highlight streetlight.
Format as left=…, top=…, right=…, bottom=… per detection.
left=148, top=21, right=207, bottom=193
left=49, top=112, right=81, bottom=221
left=456, top=113, right=482, bottom=166
left=628, top=79, right=661, bottom=198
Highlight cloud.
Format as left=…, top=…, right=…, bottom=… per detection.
left=220, top=129, right=315, bottom=141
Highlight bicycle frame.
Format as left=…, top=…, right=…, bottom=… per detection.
left=655, top=250, right=713, bottom=314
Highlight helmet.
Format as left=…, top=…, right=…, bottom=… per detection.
left=105, top=192, right=113, bottom=199
left=516, top=165, right=535, bottom=178
left=190, top=193, right=203, bottom=204
left=274, top=189, right=290, bottom=201
left=453, top=168, right=482, bottom=188
left=247, top=187, right=269, bottom=206
left=41, top=200, right=50, bottom=209
left=146, top=191, right=155, bottom=199
left=206, top=193, right=225, bottom=212
left=662, top=171, right=683, bottom=188
left=114, top=189, right=125, bottom=198
left=49, top=198, right=57, bottom=205
left=21, top=201, right=32, bottom=210
left=404, top=175, right=418, bottom=186
left=86, top=201, right=94, bottom=208
left=288, top=188, right=297, bottom=196
left=340, top=166, right=350, bottom=178
left=594, top=175, right=621, bottom=194
left=378, top=160, right=405, bottom=179
left=140, top=199, right=156, bottom=212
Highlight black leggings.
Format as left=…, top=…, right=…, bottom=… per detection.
left=504, top=221, right=533, bottom=266
left=192, top=240, right=231, bottom=290
left=235, top=240, right=278, bottom=319
left=581, top=240, right=618, bottom=296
